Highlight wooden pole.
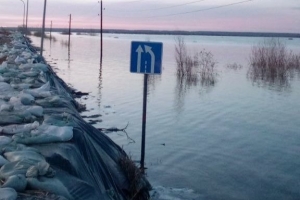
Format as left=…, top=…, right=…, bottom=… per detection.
left=25, top=0, right=28, bottom=31
left=40, top=0, right=47, bottom=56
left=20, top=0, right=25, bottom=28
left=100, top=0, right=103, bottom=60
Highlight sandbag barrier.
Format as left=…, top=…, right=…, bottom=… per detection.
left=0, top=32, right=151, bottom=200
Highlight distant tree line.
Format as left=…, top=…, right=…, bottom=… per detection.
left=5, top=27, right=300, bottom=38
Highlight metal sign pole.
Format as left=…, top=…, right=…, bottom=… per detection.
left=140, top=73, right=148, bottom=172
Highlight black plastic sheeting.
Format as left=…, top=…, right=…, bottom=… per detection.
left=29, top=40, right=151, bottom=200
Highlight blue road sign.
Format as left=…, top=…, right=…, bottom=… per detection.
left=130, top=41, right=163, bottom=74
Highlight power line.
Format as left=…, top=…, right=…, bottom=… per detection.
left=109, top=0, right=147, bottom=3
left=107, top=0, right=206, bottom=12
left=105, top=0, right=254, bottom=19
left=153, top=0, right=254, bottom=18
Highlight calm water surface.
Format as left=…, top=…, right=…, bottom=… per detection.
left=31, top=33, right=300, bottom=200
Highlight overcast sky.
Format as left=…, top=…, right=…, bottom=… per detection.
left=0, top=0, right=299, bottom=33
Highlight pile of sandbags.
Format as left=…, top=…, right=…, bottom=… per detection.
left=0, top=32, right=151, bottom=200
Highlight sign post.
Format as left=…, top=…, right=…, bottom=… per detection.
left=130, top=41, right=163, bottom=172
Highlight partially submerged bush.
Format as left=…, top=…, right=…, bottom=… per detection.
left=227, top=63, right=243, bottom=70
left=0, top=27, right=11, bottom=45
left=33, top=31, right=57, bottom=43
left=33, top=31, right=45, bottom=37
left=175, top=36, right=217, bottom=87
left=196, top=50, right=217, bottom=86
left=17, top=26, right=31, bottom=35
left=0, top=27, right=10, bottom=35
left=248, top=38, right=300, bottom=88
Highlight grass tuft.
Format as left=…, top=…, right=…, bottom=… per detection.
left=119, top=155, right=151, bottom=200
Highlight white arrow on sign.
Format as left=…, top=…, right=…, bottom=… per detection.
left=136, top=45, right=144, bottom=73
left=145, top=45, right=155, bottom=74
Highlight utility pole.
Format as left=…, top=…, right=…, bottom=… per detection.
left=25, top=0, right=29, bottom=31
left=68, top=14, right=72, bottom=45
left=20, top=0, right=25, bottom=28
left=100, top=0, right=103, bottom=60
left=40, top=0, right=47, bottom=56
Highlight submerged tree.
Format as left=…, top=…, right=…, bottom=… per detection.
left=248, top=38, right=300, bottom=89
left=174, top=36, right=217, bottom=112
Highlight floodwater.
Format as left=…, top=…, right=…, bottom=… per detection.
left=30, top=33, right=300, bottom=200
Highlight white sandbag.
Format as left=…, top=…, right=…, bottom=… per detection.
left=10, top=83, right=31, bottom=90
left=1, top=174, right=27, bottom=192
left=26, top=161, right=51, bottom=178
left=0, top=155, right=9, bottom=167
left=18, top=93, right=35, bottom=105
left=9, top=48, right=20, bottom=55
left=2, top=44, right=9, bottom=52
left=13, top=125, right=73, bottom=144
left=27, top=177, right=73, bottom=200
left=23, top=82, right=50, bottom=97
left=26, top=106, right=43, bottom=117
left=21, top=51, right=32, bottom=59
left=0, top=75, right=5, bottom=82
left=4, top=150, right=46, bottom=163
left=12, top=41, right=27, bottom=49
left=0, top=159, right=38, bottom=179
left=0, top=104, right=13, bottom=112
left=38, top=71, right=48, bottom=83
left=20, top=70, right=40, bottom=78
left=19, top=63, right=49, bottom=73
left=0, top=121, right=39, bottom=134
left=18, top=63, right=33, bottom=70
left=0, top=60, right=8, bottom=66
left=0, top=82, right=13, bottom=93
left=9, top=96, right=23, bottom=109
left=8, top=93, right=35, bottom=107
left=0, top=136, right=12, bottom=146
left=0, top=188, right=18, bottom=200
left=14, top=56, right=27, bottom=65
left=33, top=63, right=49, bottom=73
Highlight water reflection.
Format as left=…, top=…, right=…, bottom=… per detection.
left=174, top=69, right=217, bottom=113
left=58, top=39, right=72, bottom=68
left=49, top=36, right=52, bottom=57
left=247, top=38, right=300, bottom=91
left=97, top=58, right=103, bottom=108
left=60, top=40, right=71, bottom=48
left=147, top=74, right=161, bottom=94
left=67, top=41, right=71, bottom=68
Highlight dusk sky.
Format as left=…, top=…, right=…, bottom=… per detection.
left=0, top=0, right=299, bottom=33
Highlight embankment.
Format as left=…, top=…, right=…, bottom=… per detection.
left=0, top=30, right=150, bottom=200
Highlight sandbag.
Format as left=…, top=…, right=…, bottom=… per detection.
left=0, top=188, right=18, bottom=200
